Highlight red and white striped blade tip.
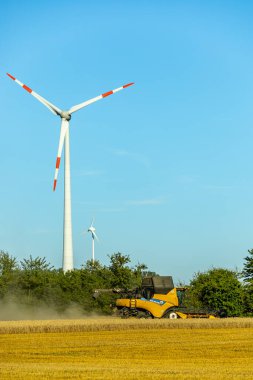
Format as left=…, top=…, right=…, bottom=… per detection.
left=7, top=72, right=32, bottom=93
left=101, top=82, right=135, bottom=98
left=53, top=180, right=57, bottom=191
left=123, top=82, right=134, bottom=88
left=7, top=73, right=15, bottom=80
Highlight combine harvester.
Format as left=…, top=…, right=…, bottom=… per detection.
left=94, top=276, right=219, bottom=319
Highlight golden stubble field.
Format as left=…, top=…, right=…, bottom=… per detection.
left=0, top=318, right=253, bottom=379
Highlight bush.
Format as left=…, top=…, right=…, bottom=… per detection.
left=186, top=268, right=244, bottom=317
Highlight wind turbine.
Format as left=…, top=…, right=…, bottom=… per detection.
left=87, top=219, right=99, bottom=264
left=7, top=73, right=134, bottom=272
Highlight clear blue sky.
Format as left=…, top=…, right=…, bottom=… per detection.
left=1, top=0, right=253, bottom=282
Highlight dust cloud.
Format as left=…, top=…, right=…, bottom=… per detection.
left=0, top=300, right=98, bottom=321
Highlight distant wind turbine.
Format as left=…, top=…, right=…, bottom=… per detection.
left=87, top=219, right=99, bottom=264
left=7, top=73, right=134, bottom=272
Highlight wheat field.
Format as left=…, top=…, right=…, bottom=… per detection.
left=0, top=318, right=252, bottom=379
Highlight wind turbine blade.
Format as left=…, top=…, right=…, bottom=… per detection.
left=93, top=232, right=99, bottom=242
left=68, top=82, right=134, bottom=114
left=7, top=73, right=62, bottom=116
left=53, top=119, right=69, bottom=191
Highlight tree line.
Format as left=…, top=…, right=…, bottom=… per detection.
left=0, top=249, right=252, bottom=318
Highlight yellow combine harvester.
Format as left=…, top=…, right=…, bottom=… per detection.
left=114, top=276, right=217, bottom=319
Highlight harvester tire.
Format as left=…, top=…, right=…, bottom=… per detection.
left=167, top=311, right=178, bottom=319
left=137, top=310, right=153, bottom=319
left=120, top=307, right=130, bottom=319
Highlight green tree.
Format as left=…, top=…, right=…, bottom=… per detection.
left=242, top=249, right=253, bottom=282
left=242, top=283, right=253, bottom=315
left=242, top=249, right=253, bottom=315
left=187, top=268, right=244, bottom=317
left=108, top=252, right=134, bottom=289
left=0, top=251, right=18, bottom=275
left=0, top=250, right=149, bottom=316
left=132, top=262, right=148, bottom=287
left=0, top=251, right=19, bottom=299
left=19, top=256, right=54, bottom=304
left=20, top=256, right=53, bottom=271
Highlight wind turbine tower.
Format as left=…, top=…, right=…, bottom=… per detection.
left=7, top=73, right=134, bottom=272
left=87, top=220, right=99, bottom=264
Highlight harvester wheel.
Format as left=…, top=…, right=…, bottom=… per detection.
left=167, top=311, right=178, bottom=319
left=145, top=311, right=153, bottom=319
left=120, top=307, right=130, bottom=319
left=137, top=310, right=153, bottom=319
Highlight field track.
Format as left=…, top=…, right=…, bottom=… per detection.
left=0, top=318, right=253, bottom=379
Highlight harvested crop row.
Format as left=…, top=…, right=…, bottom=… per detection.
left=0, top=317, right=253, bottom=334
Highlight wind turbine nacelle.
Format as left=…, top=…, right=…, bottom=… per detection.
left=61, top=111, right=71, bottom=121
